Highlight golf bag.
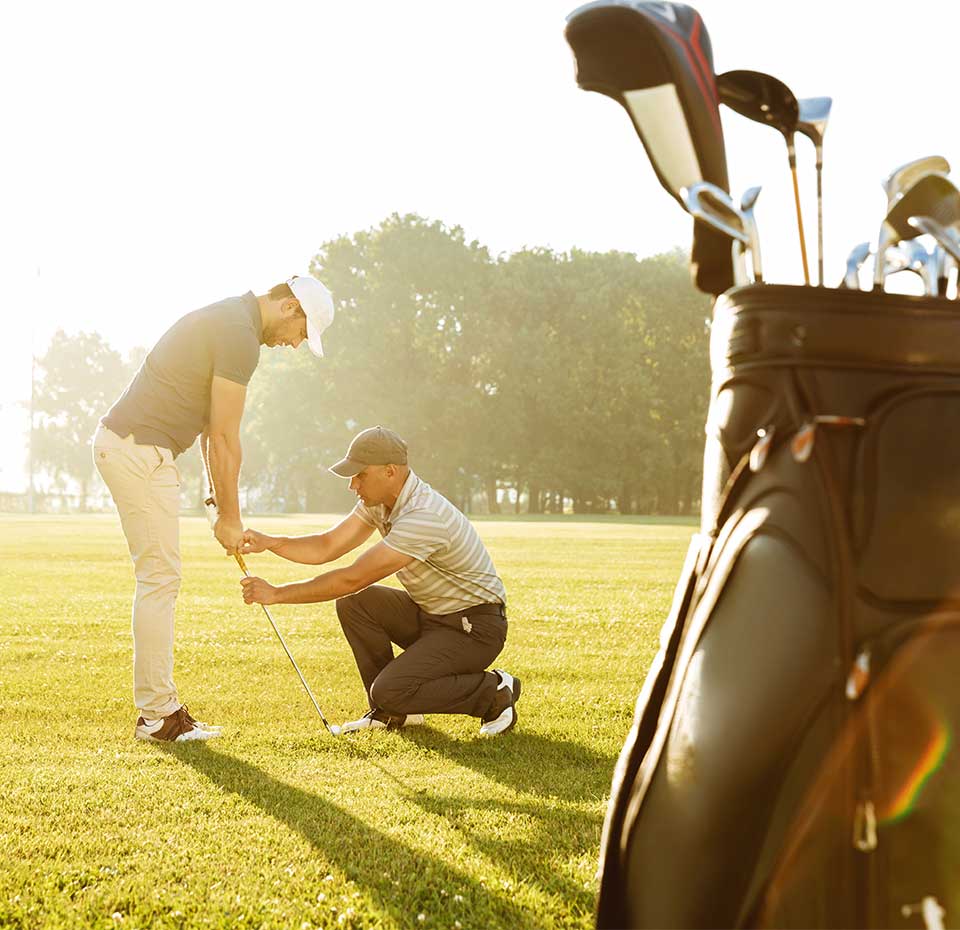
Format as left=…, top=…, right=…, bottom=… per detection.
left=597, top=283, right=960, bottom=929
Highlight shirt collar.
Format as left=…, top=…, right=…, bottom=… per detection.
left=386, top=469, right=419, bottom=521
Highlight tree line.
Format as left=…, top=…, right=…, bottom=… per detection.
left=27, top=213, right=713, bottom=516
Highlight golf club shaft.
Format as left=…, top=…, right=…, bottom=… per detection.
left=790, top=163, right=811, bottom=285
left=816, top=160, right=824, bottom=286
left=234, top=552, right=332, bottom=732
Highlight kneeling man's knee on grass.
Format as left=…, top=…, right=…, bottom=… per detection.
left=369, top=672, right=418, bottom=715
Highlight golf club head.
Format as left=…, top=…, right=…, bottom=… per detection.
left=874, top=175, right=960, bottom=288
left=892, top=175, right=960, bottom=237
left=841, top=241, right=871, bottom=289
left=717, top=69, right=799, bottom=152
left=884, top=240, right=937, bottom=295
left=682, top=181, right=750, bottom=245
left=740, top=185, right=761, bottom=212
left=908, top=216, right=960, bottom=264
left=882, top=155, right=951, bottom=209
left=739, top=186, right=763, bottom=283
left=565, top=1, right=735, bottom=295
left=796, top=97, right=832, bottom=148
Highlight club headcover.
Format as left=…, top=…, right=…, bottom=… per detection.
left=565, top=0, right=734, bottom=295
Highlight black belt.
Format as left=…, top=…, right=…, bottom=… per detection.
left=448, top=603, right=506, bottom=620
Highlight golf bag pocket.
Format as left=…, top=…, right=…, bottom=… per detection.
left=757, top=613, right=960, bottom=929
left=852, top=386, right=960, bottom=604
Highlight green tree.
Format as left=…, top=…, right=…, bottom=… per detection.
left=33, top=330, right=130, bottom=509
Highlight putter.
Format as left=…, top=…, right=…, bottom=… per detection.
left=204, top=498, right=337, bottom=735
left=717, top=69, right=810, bottom=284
left=883, top=155, right=952, bottom=209
left=873, top=174, right=960, bottom=290
left=565, top=1, right=735, bottom=295
left=682, top=181, right=752, bottom=285
left=797, top=97, right=832, bottom=285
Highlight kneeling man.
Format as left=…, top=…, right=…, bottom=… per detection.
left=239, top=426, right=519, bottom=737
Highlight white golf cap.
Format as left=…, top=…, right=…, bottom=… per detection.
left=287, top=275, right=335, bottom=358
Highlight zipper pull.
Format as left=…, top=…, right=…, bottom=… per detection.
left=846, top=649, right=871, bottom=700
left=853, top=799, right=878, bottom=851
left=901, top=897, right=946, bottom=930
left=791, top=422, right=816, bottom=462
left=749, top=426, right=775, bottom=472
left=791, top=415, right=866, bottom=465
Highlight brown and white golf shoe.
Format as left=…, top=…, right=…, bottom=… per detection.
left=135, top=705, right=223, bottom=743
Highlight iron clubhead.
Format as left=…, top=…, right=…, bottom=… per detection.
left=883, top=155, right=951, bottom=209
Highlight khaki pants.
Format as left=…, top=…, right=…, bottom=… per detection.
left=93, top=425, right=182, bottom=718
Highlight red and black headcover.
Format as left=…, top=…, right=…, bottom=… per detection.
left=565, top=1, right=733, bottom=295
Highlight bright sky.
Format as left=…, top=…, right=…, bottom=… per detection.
left=2, top=0, right=958, bottom=491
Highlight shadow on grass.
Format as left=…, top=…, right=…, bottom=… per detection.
left=404, top=728, right=618, bottom=802
left=162, top=743, right=530, bottom=927
left=402, top=787, right=603, bottom=911
left=340, top=730, right=609, bottom=913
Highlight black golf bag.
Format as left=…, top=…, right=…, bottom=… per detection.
left=597, top=284, right=960, bottom=928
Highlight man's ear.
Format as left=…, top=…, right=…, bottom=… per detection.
left=281, top=297, right=301, bottom=318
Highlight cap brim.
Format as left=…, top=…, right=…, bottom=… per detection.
left=307, top=317, right=324, bottom=358
left=328, top=458, right=364, bottom=478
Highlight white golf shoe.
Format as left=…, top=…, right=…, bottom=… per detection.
left=479, top=669, right=521, bottom=738
left=339, top=709, right=425, bottom=734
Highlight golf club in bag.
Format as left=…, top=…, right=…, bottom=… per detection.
left=564, top=0, right=734, bottom=296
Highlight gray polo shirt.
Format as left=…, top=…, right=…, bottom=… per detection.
left=354, top=470, right=507, bottom=615
left=102, top=292, right=262, bottom=455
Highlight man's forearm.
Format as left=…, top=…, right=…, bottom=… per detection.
left=269, top=534, right=336, bottom=565
left=209, top=433, right=242, bottom=520
left=273, top=567, right=365, bottom=604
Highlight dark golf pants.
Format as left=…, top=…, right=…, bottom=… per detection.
left=335, top=585, right=507, bottom=719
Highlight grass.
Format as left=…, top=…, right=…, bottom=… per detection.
left=0, top=513, right=693, bottom=930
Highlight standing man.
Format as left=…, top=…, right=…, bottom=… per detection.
left=93, top=276, right=334, bottom=743
left=239, top=426, right=520, bottom=737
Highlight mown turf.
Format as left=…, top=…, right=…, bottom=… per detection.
left=0, top=513, right=693, bottom=929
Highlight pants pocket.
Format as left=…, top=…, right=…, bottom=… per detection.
left=457, top=613, right=507, bottom=649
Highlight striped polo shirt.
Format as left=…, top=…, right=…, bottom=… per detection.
left=353, top=470, right=506, bottom=615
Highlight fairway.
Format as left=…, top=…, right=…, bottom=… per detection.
left=0, top=513, right=694, bottom=930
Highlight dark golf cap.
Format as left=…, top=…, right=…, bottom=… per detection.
left=329, top=426, right=408, bottom=477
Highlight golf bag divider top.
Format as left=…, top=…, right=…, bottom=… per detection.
left=597, top=283, right=960, bottom=929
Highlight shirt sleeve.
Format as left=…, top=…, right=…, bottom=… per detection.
left=213, top=322, right=260, bottom=386
left=383, top=508, right=448, bottom=562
